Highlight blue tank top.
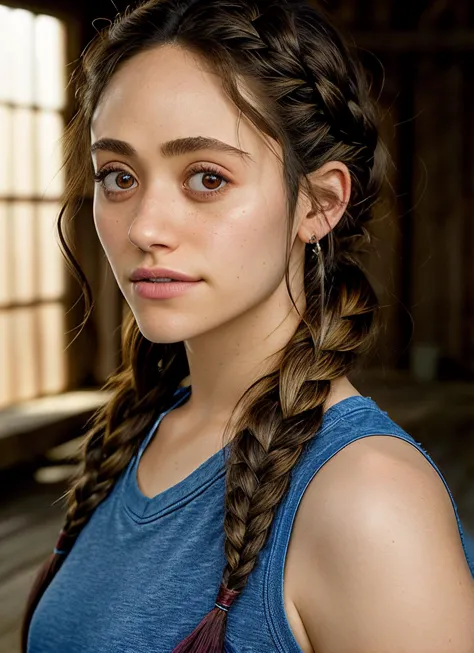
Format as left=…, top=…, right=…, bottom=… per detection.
left=28, top=386, right=474, bottom=653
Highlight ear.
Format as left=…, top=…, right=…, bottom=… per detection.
left=295, top=161, right=351, bottom=245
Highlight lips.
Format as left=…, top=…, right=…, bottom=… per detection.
left=130, top=267, right=201, bottom=283
left=132, top=277, right=201, bottom=300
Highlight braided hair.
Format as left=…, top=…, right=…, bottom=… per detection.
left=22, top=1, right=387, bottom=651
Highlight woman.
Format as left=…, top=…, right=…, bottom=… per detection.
left=24, top=0, right=474, bottom=651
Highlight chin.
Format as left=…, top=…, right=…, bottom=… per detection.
left=131, top=311, right=201, bottom=345
left=134, top=322, right=187, bottom=345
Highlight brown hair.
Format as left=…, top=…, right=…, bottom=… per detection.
left=22, top=0, right=387, bottom=651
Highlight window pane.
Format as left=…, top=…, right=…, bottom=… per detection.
left=10, top=8, right=35, bottom=106
left=12, top=108, right=35, bottom=197
left=11, top=306, right=38, bottom=402
left=37, top=203, right=65, bottom=300
left=35, top=14, right=66, bottom=110
left=36, top=111, right=65, bottom=198
left=0, top=6, right=68, bottom=407
left=0, top=105, right=13, bottom=196
left=38, top=302, right=66, bottom=395
left=0, top=203, right=10, bottom=306
left=11, top=202, right=36, bottom=303
left=0, top=310, right=12, bottom=408
left=0, top=6, right=12, bottom=103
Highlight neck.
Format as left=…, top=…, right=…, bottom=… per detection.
left=178, top=295, right=304, bottom=426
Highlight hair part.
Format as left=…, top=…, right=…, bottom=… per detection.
left=22, top=1, right=387, bottom=651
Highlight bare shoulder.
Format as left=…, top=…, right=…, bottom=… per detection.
left=290, top=434, right=474, bottom=653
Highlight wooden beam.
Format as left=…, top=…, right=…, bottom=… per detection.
left=0, top=390, right=107, bottom=469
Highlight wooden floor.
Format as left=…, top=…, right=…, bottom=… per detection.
left=1, top=373, right=474, bottom=652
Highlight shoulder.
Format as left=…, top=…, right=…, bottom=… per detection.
left=291, top=434, right=474, bottom=653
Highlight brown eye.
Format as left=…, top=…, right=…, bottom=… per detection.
left=201, top=173, right=222, bottom=190
left=116, top=172, right=135, bottom=189
left=187, top=170, right=228, bottom=194
left=94, top=168, right=138, bottom=195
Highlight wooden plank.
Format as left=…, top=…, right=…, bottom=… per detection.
left=410, top=55, right=464, bottom=378
left=0, top=390, right=107, bottom=469
left=0, top=391, right=106, bottom=439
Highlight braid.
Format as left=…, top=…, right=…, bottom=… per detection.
left=223, top=256, right=377, bottom=593
left=22, top=312, right=189, bottom=651
left=61, top=315, right=187, bottom=547
left=223, top=382, right=327, bottom=592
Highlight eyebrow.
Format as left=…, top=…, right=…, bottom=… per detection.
left=90, top=136, right=254, bottom=162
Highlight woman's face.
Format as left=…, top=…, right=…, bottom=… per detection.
left=91, top=45, right=308, bottom=344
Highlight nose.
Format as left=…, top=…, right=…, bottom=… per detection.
left=128, top=221, right=152, bottom=251
left=127, top=195, right=179, bottom=252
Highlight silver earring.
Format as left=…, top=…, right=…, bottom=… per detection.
left=309, top=234, right=321, bottom=258
left=309, top=234, right=327, bottom=352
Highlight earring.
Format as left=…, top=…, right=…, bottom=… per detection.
left=309, top=234, right=327, bottom=352
left=309, top=234, right=321, bottom=258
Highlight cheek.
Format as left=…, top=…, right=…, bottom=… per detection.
left=210, top=199, right=288, bottom=290
left=93, top=201, right=126, bottom=261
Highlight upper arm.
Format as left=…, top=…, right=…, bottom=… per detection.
left=295, top=436, right=474, bottom=653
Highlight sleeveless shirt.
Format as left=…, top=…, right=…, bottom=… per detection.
left=28, top=385, right=474, bottom=653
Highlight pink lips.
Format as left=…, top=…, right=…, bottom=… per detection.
left=130, top=267, right=201, bottom=283
left=132, top=279, right=201, bottom=300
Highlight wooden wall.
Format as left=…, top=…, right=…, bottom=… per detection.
left=333, top=0, right=474, bottom=378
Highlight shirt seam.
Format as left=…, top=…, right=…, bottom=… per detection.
left=123, top=468, right=226, bottom=524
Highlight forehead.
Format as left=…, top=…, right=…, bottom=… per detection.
left=91, top=44, right=278, bottom=163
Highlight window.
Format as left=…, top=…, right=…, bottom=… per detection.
left=0, top=5, right=67, bottom=408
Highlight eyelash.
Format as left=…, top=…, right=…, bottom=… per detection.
left=92, top=163, right=230, bottom=199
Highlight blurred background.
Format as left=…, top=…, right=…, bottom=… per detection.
left=0, top=0, right=473, bottom=650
